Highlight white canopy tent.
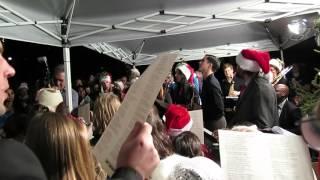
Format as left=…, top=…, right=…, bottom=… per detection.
left=0, top=0, right=319, bottom=110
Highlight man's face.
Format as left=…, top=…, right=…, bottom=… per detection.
left=55, top=72, right=65, bottom=90
left=224, top=67, right=234, bottom=79
left=121, top=76, right=127, bottom=85
left=274, top=84, right=286, bottom=98
left=199, top=56, right=211, bottom=73
left=0, top=54, right=15, bottom=115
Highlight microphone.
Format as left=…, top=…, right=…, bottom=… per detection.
left=37, top=56, right=47, bottom=64
left=37, top=56, right=51, bottom=87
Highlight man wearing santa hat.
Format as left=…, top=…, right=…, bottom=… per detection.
left=230, top=49, right=279, bottom=129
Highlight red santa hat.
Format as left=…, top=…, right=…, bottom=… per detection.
left=175, top=63, right=194, bottom=84
left=236, top=49, right=270, bottom=74
left=164, top=104, right=193, bottom=137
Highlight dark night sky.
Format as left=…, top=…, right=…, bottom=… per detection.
left=2, top=37, right=320, bottom=89
left=3, top=40, right=131, bottom=89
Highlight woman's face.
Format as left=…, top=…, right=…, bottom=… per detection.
left=174, top=70, right=184, bottom=83
left=270, top=66, right=278, bottom=80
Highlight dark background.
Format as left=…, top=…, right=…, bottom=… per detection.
left=2, top=37, right=320, bottom=90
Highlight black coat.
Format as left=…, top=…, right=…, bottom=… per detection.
left=231, top=75, right=279, bottom=129
left=201, top=73, right=225, bottom=124
left=220, top=76, right=244, bottom=97
left=0, top=139, right=47, bottom=180
left=279, top=100, right=302, bottom=135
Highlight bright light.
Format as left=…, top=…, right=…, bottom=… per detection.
left=288, top=19, right=307, bottom=35
left=7, top=57, right=12, bottom=61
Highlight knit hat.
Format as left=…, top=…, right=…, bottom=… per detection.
left=151, top=154, right=223, bottom=180
left=269, top=58, right=284, bottom=72
left=36, top=88, right=63, bottom=112
left=236, top=49, right=270, bottom=74
left=164, top=104, right=193, bottom=137
left=175, top=63, right=194, bottom=84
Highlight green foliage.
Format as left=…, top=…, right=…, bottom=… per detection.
left=295, top=68, right=320, bottom=115
left=295, top=84, right=320, bottom=115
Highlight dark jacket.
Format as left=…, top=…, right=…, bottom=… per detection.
left=167, top=82, right=200, bottom=110
left=279, top=100, right=302, bottom=135
left=201, top=73, right=225, bottom=124
left=0, top=139, right=47, bottom=180
left=231, top=74, right=279, bottom=129
left=220, top=76, right=244, bottom=97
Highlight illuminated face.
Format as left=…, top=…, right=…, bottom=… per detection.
left=199, top=56, right=211, bottom=73
left=270, top=66, right=279, bottom=80
left=54, top=72, right=65, bottom=90
left=101, top=76, right=112, bottom=92
left=224, top=67, right=234, bottom=79
left=174, top=69, right=183, bottom=83
left=0, top=54, right=15, bottom=115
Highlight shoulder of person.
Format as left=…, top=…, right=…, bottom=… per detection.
left=0, top=139, right=47, bottom=180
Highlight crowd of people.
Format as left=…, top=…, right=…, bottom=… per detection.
left=0, top=38, right=318, bottom=180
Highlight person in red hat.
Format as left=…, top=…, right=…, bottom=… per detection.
left=166, top=63, right=201, bottom=110
left=230, top=49, right=279, bottom=129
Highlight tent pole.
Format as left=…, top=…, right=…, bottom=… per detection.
left=63, top=47, right=73, bottom=112
left=280, top=48, right=284, bottom=61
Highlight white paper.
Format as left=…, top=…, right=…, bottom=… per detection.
left=189, top=110, right=204, bottom=144
left=219, top=130, right=315, bottom=180
left=93, top=53, right=177, bottom=175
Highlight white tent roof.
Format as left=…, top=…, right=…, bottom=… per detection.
left=0, top=0, right=318, bottom=109
left=0, top=0, right=318, bottom=65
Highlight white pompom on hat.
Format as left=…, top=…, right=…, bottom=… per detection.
left=151, top=154, right=223, bottom=180
left=236, top=49, right=271, bottom=74
left=175, top=63, right=191, bottom=80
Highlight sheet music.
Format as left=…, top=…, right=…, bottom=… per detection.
left=93, top=53, right=177, bottom=175
left=189, top=110, right=204, bottom=144
left=219, top=130, right=314, bottom=180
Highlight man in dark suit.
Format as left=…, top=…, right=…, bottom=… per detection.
left=275, top=84, right=302, bottom=134
left=230, top=49, right=279, bottom=129
left=199, top=55, right=226, bottom=131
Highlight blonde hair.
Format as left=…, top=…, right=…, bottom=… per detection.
left=0, top=40, right=3, bottom=54
left=93, top=93, right=121, bottom=136
left=25, top=112, right=96, bottom=180
left=223, top=63, right=234, bottom=70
